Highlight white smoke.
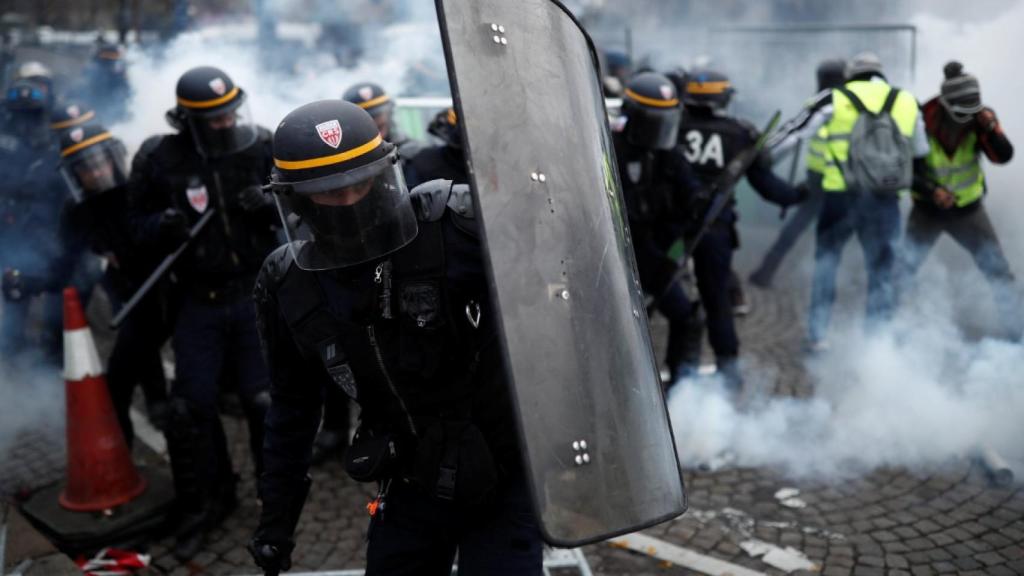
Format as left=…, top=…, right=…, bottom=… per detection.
left=668, top=1, right=1024, bottom=482
left=109, top=15, right=445, bottom=154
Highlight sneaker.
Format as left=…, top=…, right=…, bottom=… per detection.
left=731, top=283, right=751, bottom=317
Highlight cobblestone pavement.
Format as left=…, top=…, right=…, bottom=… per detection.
left=2, top=226, right=1023, bottom=575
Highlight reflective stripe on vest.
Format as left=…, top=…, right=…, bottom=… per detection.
left=926, top=132, right=985, bottom=207
left=805, top=131, right=831, bottom=174
left=820, top=81, right=919, bottom=192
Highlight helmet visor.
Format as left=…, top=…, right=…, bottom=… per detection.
left=625, top=106, right=681, bottom=150
left=186, top=97, right=257, bottom=157
left=60, top=139, right=129, bottom=203
left=275, top=157, right=418, bottom=270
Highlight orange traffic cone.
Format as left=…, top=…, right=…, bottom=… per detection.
left=59, top=287, right=146, bottom=511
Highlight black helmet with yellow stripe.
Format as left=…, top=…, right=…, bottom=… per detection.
left=427, top=107, right=461, bottom=150
left=342, top=82, right=397, bottom=140
left=167, top=66, right=257, bottom=158
left=622, top=72, right=681, bottom=150
left=58, top=123, right=128, bottom=203
left=268, top=99, right=417, bottom=271
left=50, top=102, right=96, bottom=133
left=681, top=68, right=734, bottom=112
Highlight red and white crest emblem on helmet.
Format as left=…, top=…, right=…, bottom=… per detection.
left=69, top=127, right=85, bottom=143
left=660, top=85, right=674, bottom=101
left=316, top=119, right=343, bottom=149
left=358, top=86, right=374, bottom=102
left=209, top=77, right=227, bottom=96
left=67, top=105, right=81, bottom=118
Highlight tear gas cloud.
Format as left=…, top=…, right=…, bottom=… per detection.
left=656, top=1, right=1024, bottom=481
left=109, top=10, right=446, bottom=154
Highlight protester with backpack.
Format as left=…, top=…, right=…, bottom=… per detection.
left=805, top=52, right=930, bottom=350
left=899, top=61, right=1019, bottom=341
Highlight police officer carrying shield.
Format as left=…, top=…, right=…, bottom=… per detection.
left=249, top=99, right=543, bottom=575
left=127, top=66, right=278, bottom=559
left=677, top=68, right=804, bottom=388
left=613, top=72, right=706, bottom=386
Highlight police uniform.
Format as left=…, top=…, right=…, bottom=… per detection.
left=55, top=124, right=170, bottom=444
left=678, top=70, right=802, bottom=382
left=0, top=78, right=74, bottom=365
left=614, top=73, right=706, bottom=384
left=251, top=100, right=542, bottom=576
left=404, top=108, right=467, bottom=188
left=127, top=66, right=278, bottom=558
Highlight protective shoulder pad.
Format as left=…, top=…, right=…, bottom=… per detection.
left=409, top=179, right=454, bottom=222
left=134, top=134, right=166, bottom=161
left=254, top=243, right=297, bottom=301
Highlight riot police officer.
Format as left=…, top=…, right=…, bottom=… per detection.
left=55, top=123, right=170, bottom=441
left=307, top=81, right=421, bottom=463
left=0, top=77, right=68, bottom=365
left=342, top=81, right=417, bottom=155
left=75, top=42, right=132, bottom=124
left=249, top=99, right=542, bottom=575
left=678, top=68, right=803, bottom=389
left=127, top=66, right=278, bottom=559
left=613, top=72, right=706, bottom=385
left=404, top=107, right=467, bottom=188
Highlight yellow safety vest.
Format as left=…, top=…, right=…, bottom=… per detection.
left=805, top=129, right=830, bottom=175
left=820, top=80, right=920, bottom=192
left=923, top=132, right=985, bottom=207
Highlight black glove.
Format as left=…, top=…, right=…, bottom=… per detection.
left=2, top=268, right=25, bottom=301
left=157, top=208, right=190, bottom=245
left=247, top=538, right=294, bottom=576
left=238, top=185, right=272, bottom=212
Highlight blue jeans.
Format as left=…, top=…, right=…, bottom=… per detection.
left=809, top=192, right=900, bottom=341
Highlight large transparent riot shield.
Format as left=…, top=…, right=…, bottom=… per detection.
left=435, top=0, right=686, bottom=546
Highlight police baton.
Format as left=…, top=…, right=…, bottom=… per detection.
left=646, top=111, right=781, bottom=313
left=109, top=209, right=216, bottom=330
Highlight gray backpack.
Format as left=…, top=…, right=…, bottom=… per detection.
left=837, top=86, right=913, bottom=194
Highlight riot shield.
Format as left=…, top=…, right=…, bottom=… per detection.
left=436, top=0, right=686, bottom=546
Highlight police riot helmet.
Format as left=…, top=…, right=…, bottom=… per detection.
left=939, top=61, right=983, bottom=125
left=621, top=72, right=681, bottom=150
left=4, top=79, right=51, bottom=142
left=682, top=68, right=734, bottom=112
left=268, top=99, right=417, bottom=271
left=342, top=82, right=396, bottom=139
left=58, top=124, right=129, bottom=204
left=427, top=107, right=462, bottom=150
left=50, top=102, right=96, bottom=132
left=14, top=61, right=56, bottom=112
left=94, top=42, right=126, bottom=74
left=167, top=66, right=257, bottom=158
left=4, top=78, right=49, bottom=112
left=816, top=59, right=847, bottom=92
